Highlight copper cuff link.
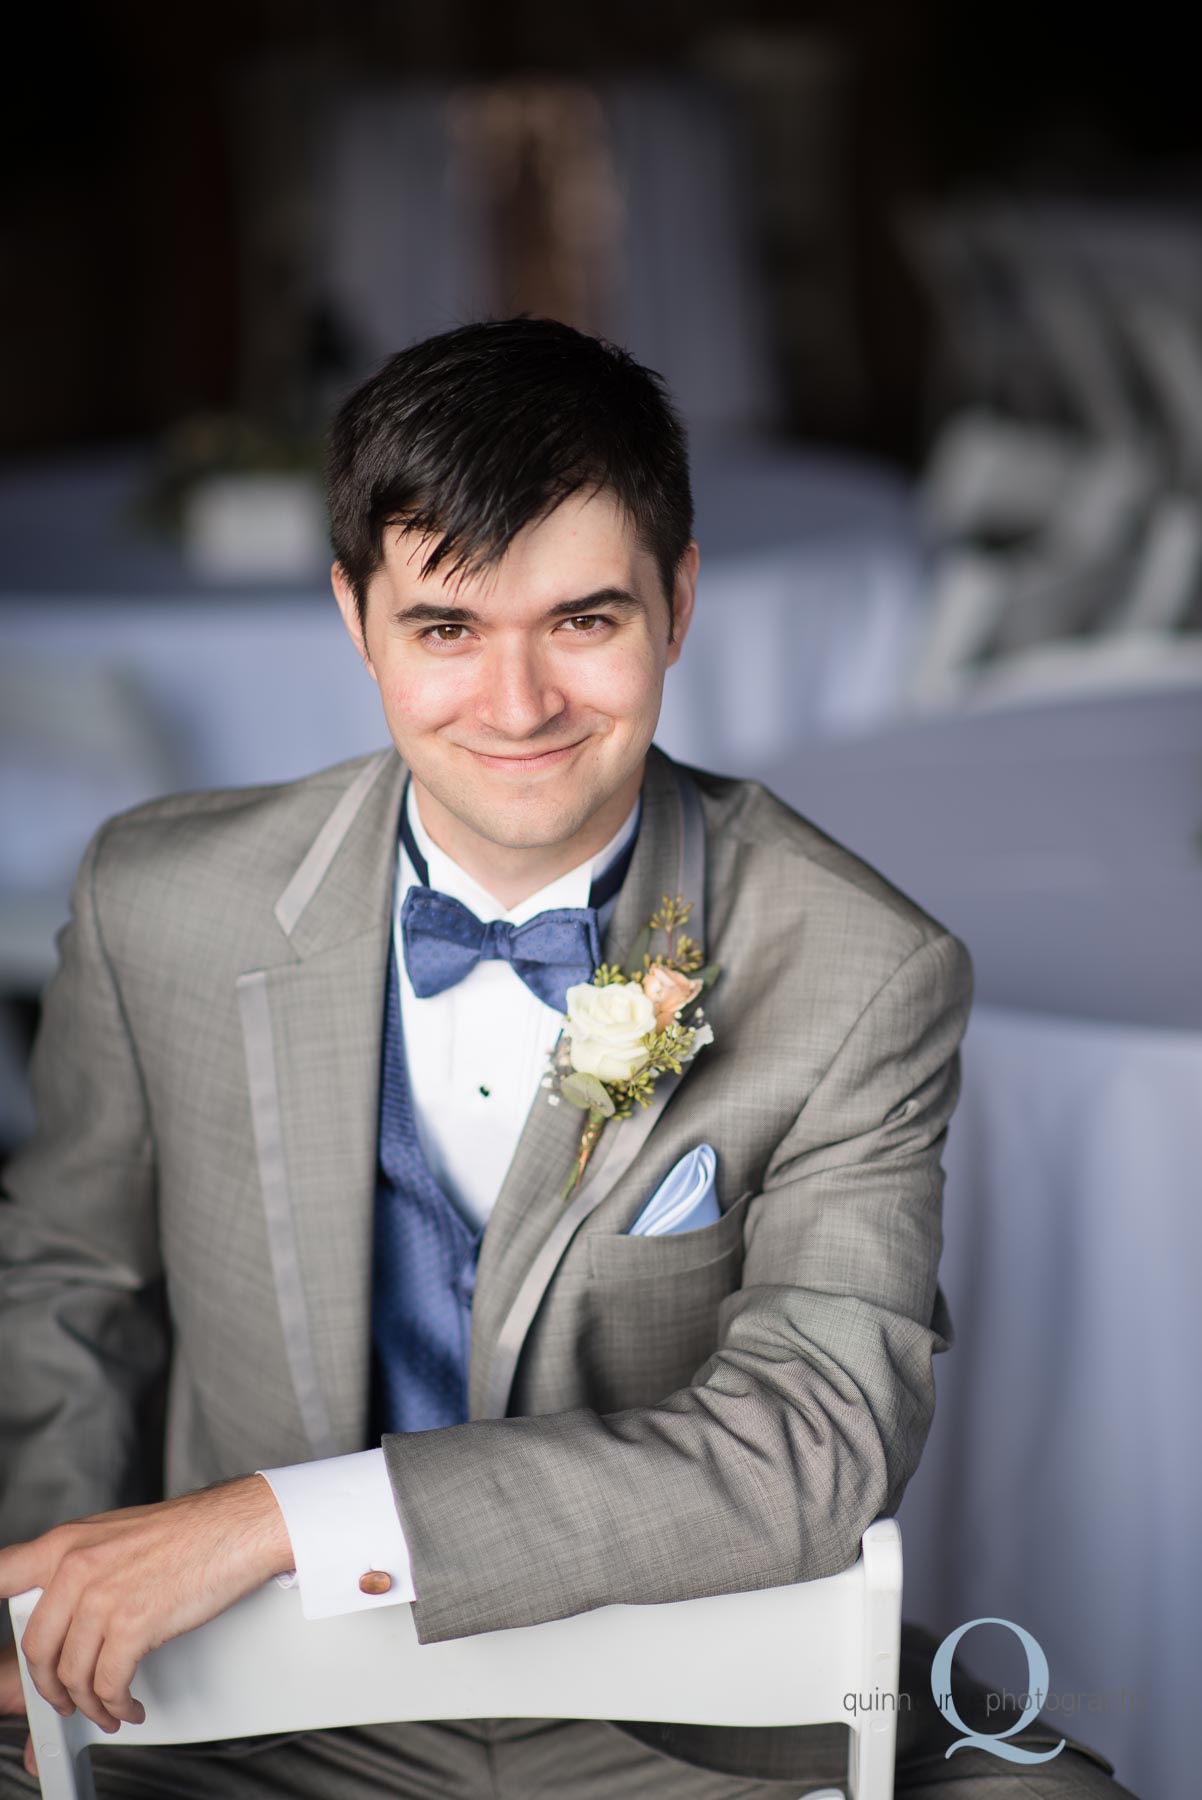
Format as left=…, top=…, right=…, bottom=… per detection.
left=358, top=1569, right=393, bottom=1596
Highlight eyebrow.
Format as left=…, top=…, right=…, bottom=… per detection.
left=388, top=587, right=647, bottom=627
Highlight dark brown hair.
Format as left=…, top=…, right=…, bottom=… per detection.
left=325, top=316, right=694, bottom=638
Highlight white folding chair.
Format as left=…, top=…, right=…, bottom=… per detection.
left=10, top=1519, right=902, bottom=1800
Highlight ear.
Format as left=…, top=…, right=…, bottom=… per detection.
left=664, top=540, right=699, bottom=668
left=331, top=562, right=378, bottom=683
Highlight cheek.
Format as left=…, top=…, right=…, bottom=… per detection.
left=567, top=644, right=661, bottom=715
left=378, top=661, right=475, bottom=729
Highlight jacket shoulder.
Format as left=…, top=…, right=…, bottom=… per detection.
left=80, top=750, right=396, bottom=969
left=90, top=749, right=390, bottom=879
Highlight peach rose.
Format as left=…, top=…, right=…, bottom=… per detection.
left=641, top=962, right=703, bottom=1032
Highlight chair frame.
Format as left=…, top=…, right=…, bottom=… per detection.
left=10, top=1519, right=902, bottom=1800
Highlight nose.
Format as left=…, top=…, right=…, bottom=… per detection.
left=475, top=634, right=568, bottom=742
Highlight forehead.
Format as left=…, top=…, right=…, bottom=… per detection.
left=380, top=487, right=650, bottom=607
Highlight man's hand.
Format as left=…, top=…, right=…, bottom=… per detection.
left=0, top=1476, right=294, bottom=1740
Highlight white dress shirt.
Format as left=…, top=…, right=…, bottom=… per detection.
left=259, top=778, right=641, bottom=1619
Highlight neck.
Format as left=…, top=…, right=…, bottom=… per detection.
left=411, top=765, right=644, bottom=910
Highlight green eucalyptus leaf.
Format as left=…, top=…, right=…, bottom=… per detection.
left=698, top=962, right=721, bottom=990
left=561, top=1072, right=615, bottom=1116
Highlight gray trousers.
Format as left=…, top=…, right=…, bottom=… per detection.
left=0, top=1718, right=1137, bottom=1800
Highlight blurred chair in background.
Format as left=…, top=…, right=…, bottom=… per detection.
left=903, top=199, right=1202, bottom=708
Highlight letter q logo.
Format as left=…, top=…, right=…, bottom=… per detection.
left=931, top=1618, right=1066, bottom=1764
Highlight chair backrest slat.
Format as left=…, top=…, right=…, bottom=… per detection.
left=10, top=1519, right=902, bottom=1800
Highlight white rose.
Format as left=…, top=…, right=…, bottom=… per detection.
left=563, top=980, right=657, bottom=1083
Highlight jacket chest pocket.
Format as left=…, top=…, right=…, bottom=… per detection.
left=579, top=1191, right=753, bottom=1412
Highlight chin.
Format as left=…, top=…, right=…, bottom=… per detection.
left=475, top=793, right=594, bottom=848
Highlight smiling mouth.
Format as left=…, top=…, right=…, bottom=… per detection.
left=468, top=739, right=587, bottom=769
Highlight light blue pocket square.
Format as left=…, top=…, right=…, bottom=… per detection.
left=628, top=1143, right=721, bottom=1237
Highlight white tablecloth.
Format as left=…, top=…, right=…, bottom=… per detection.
left=898, top=1004, right=1202, bottom=1800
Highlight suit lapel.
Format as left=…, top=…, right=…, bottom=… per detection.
left=469, top=743, right=708, bottom=1420
left=237, top=749, right=405, bottom=1458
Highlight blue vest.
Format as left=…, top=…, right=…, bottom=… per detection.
left=370, top=800, right=640, bottom=1437
left=370, top=945, right=483, bottom=1435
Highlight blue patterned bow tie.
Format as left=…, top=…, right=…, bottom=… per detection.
left=397, top=782, right=640, bottom=1012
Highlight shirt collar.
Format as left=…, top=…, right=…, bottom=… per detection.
left=400, top=777, right=642, bottom=928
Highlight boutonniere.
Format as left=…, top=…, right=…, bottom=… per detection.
left=543, top=894, right=720, bottom=1202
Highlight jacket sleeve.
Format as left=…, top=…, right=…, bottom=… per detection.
left=382, top=928, right=973, bottom=1643
left=0, top=824, right=168, bottom=1587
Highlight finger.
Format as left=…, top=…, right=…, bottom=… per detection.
left=0, top=1536, right=53, bottom=1603
left=22, top=1732, right=37, bottom=1780
left=20, top=1588, right=76, bottom=1718
left=55, top=1613, right=124, bottom=1735
left=94, top=1638, right=146, bottom=1728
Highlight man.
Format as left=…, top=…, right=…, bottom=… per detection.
left=0, top=319, right=1133, bottom=1797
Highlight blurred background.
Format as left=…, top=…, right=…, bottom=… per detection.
left=2, top=3, right=1200, bottom=1795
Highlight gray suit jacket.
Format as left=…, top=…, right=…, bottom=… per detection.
left=0, top=741, right=973, bottom=1779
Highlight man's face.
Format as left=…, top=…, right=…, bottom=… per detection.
left=332, top=487, right=698, bottom=861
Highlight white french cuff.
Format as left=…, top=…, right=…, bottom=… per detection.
left=257, top=1447, right=416, bottom=1619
